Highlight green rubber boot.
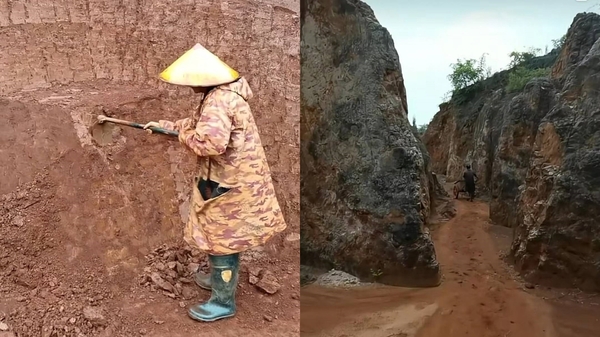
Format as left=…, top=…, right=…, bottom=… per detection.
left=194, top=269, right=212, bottom=290
left=188, top=254, right=239, bottom=322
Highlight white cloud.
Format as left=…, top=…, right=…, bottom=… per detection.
left=434, top=12, right=522, bottom=71
left=396, top=11, right=523, bottom=77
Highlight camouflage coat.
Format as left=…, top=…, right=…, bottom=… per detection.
left=159, top=77, right=287, bottom=255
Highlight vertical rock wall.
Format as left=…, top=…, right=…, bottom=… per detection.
left=300, top=0, right=440, bottom=287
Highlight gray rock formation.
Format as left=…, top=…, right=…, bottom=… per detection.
left=424, top=13, right=600, bottom=290
left=300, top=0, right=440, bottom=287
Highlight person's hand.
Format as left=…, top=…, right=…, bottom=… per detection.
left=175, top=118, right=193, bottom=131
left=143, top=121, right=160, bottom=134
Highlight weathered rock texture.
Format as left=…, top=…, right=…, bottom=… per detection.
left=424, top=13, right=600, bottom=290
left=300, top=0, right=440, bottom=287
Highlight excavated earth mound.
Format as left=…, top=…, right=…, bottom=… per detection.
left=0, top=1, right=300, bottom=336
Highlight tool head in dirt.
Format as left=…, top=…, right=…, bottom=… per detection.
left=158, top=43, right=239, bottom=87
left=90, top=114, right=118, bottom=146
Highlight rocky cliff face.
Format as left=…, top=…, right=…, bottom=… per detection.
left=300, top=0, right=440, bottom=287
left=424, top=13, right=600, bottom=290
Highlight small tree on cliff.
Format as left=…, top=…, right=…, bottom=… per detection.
left=448, top=54, right=491, bottom=92
left=505, top=46, right=551, bottom=92
left=552, top=34, right=566, bottom=50
left=411, top=116, right=419, bottom=134
left=508, top=47, right=541, bottom=69
left=441, top=91, right=452, bottom=103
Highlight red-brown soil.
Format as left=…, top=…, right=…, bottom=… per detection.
left=301, top=195, right=600, bottom=337
left=0, top=0, right=300, bottom=336
left=0, top=83, right=300, bottom=337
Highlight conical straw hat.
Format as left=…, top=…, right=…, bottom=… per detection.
left=159, top=43, right=239, bottom=87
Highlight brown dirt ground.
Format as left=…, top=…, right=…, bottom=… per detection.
left=300, top=191, right=600, bottom=337
left=0, top=83, right=300, bottom=337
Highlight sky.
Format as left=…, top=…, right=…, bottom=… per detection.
left=365, top=0, right=598, bottom=126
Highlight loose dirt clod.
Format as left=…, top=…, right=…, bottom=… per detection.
left=255, top=270, right=282, bottom=294
left=83, top=306, right=106, bottom=327
left=150, top=273, right=175, bottom=293
left=143, top=245, right=206, bottom=299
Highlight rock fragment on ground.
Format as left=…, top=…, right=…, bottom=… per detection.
left=142, top=245, right=208, bottom=300
left=314, top=269, right=367, bottom=288
left=150, top=273, right=174, bottom=293
left=248, top=266, right=261, bottom=285
left=255, top=270, right=281, bottom=294
left=83, top=306, right=106, bottom=327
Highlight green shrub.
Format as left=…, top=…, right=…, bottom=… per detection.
left=506, top=67, right=551, bottom=92
left=447, top=54, right=491, bottom=92
left=508, top=48, right=540, bottom=69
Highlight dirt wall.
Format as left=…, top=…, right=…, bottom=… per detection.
left=0, top=0, right=300, bottom=208
left=0, top=0, right=299, bottom=256
left=0, top=0, right=300, bottom=335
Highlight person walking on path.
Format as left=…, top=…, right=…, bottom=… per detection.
left=144, top=43, right=287, bottom=322
left=463, top=164, right=478, bottom=202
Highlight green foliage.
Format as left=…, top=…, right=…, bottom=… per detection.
left=417, top=123, right=428, bottom=135
left=410, top=116, right=420, bottom=134
left=445, top=35, right=563, bottom=104
left=552, top=34, right=566, bottom=50
left=370, top=268, right=383, bottom=280
left=447, top=54, right=491, bottom=92
left=508, top=47, right=541, bottom=69
left=506, top=67, right=551, bottom=92
left=441, top=91, right=452, bottom=103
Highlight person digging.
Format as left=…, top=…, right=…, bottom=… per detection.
left=144, top=43, right=287, bottom=322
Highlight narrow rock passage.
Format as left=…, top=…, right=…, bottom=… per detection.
left=301, top=195, right=600, bottom=337
left=415, top=199, right=553, bottom=337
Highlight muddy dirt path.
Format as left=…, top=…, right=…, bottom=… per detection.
left=301, top=198, right=600, bottom=337
left=414, top=199, right=554, bottom=337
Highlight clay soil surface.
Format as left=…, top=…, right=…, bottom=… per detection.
left=0, top=84, right=300, bottom=337
left=301, top=193, right=600, bottom=337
